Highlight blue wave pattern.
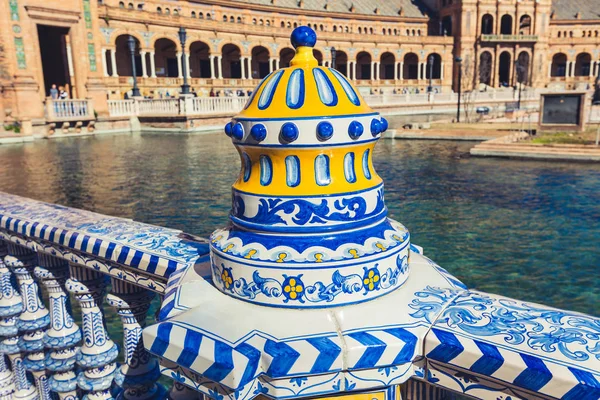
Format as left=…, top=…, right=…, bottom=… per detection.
left=232, top=187, right=386, bottom=229
left=212, top=254, right=408, bottom=305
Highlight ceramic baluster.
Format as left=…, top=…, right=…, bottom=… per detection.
left=34, top=253, right=82, bottom=400
left=0, top=252, right=21, bottom=400
left=5, top=244, right=51, bottom=400
left=168, top=383, right=202, bottom=400
left=106, top=279, right=164, bottom=400
left=66, top=264, right=118, bottom=400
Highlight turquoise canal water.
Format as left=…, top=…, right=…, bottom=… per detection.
left=0, top=132, right=599, bottom=319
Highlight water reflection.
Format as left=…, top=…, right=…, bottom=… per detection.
left=0, top=133, right=599, bottom=315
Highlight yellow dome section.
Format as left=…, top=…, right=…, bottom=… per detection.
left=238, top=48, right=373, bottom=120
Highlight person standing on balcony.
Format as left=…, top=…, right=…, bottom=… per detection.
left=49, top=84, right=58, bottom=99
left=210, top=88, right=215, bottom=97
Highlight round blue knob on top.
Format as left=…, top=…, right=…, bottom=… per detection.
left=291, top=26, right=317, bottom=48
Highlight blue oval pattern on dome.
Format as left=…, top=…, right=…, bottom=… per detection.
left=315, top=154, right=331, bottom=186
left=286, top=69, right=305, bottom=109
left=362, top=149, right=372, bottom=180
left=242, top=153, right=252, bottom=182
left=244, top=72, right=271, bottom=110
left=285, top=156, right=301, bottom=187
left=259, top=155, right=273, bottom=186
left=258, top=70, right=284, bottom=110
left=313, top=69, right=338, bottom=106
left=344, top=152, right=356, bottom=183
left=330, top=68, right=360, bottom=106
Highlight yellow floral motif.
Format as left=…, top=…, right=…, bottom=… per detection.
left=363, top=270, right=380, bottom=291
left=244, top=249, right=257, bottom=259
left=211, top=235, right=223, bottom=243
left=375, top=243, right=387, bottom=251
left=348, top=249, right=359, bottom=258
left=223, top=243, right=234, bottom=253
left=283, top=278, right=304, bottom=300
left=221, top=269, right=233, bottom=289
left=314, top=253, right=323, bottom=262
left=276, top=253, right=287, bottom=263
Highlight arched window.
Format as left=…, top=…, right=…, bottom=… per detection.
left=333, top=26, right=337, bottom=32
left=223, top=15, right=228, bottom=22
left=252, top=18, right=257, bottom=24
left=320, top=24, right=324, bottom=31
left=287, top=21, right=291, bottom=28
left=230, top=16, right=235, bottom=22
left=358, top=27, right=362, bottom=34
left=519, top=15, right=531, bottom=35
left=345, top=26, right=349, bottom=32
left=382, top=28, right=386, bottom=35
left=481, top=14, right=493, bottom=34
left=293, top=22, right=298, bottom=28
left=127, top=3, right=133, bottom=9
left=500, top=14, right=513, bottom=34
left=173, top=8, right=178, bottom=15
left=191, top=11, right=196, bottom=17
left=118, top=1, right=124, bottom=7
left=198, top=12, right=204, bottom=18
left=237, top=16, right=242, bottom=23
left=369, top=27, right=373, bottom=34
left=164, top=8, right=170, bottom=15
left=266, top=20, right=270, bottom=26
left=137, top=3, right=143, bottom=9
left=156, top=6, right=162, bottom=13
left=558, top=31, right=562, bottom=38
left=551, top=53, right=567, bottom=77
left=206, top=13, right=212, bottom=20
left=259, top=19, right=264, bottom=25
left=281, top=21, right=285, bottom=28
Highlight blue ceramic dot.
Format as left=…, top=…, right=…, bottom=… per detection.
left=232, top=122, right=244, bottom=141
left=316, top=121, right=334, bottom=141
left=380, top=117, right=389, bottom=132
left=250, top=124, right=267, bottom=142
left=348, top=121, right=364, bottom=140
left=371, top=119, right=382, bottom=136
left=224, top=122, right=233, bottom=137
left=280, top=122, right=299, bottom=143
left=291, top=26, right=317, bottom=49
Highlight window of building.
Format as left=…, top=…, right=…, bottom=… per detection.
left=119, top=1, right=124, bottom=7
left=127, top=3, right=133, bottom=9
left=157, top=7, right=162, bottom=13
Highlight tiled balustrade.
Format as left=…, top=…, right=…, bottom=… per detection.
left=0, top=191, right=597, bottom=400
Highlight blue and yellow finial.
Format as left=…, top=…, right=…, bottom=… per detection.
left=211, top=26, right=408, bottom=309
left=290, top=26, right=318, bottom=68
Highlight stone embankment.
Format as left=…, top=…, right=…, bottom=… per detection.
left=471, top=132, right=600, bottom=161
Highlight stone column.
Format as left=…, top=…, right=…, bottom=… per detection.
left=548, top=62, right=552, bottom=78
left=150, top=52, right=156, bottom=78
left=441, top=62, right=445, bottom=82
left=107, top=280, right=165, bottom=400
left=176, top=53, right=183, bottom=79
left=370, top=61, right=375, bottom=80
left=268, top=57, right=273, bottom=73
left=394, top=62, right=399, bottom=80
left=111, top=49, right=118, bottom=77
left=34, top=254, right=81, bottom=400
left=399, top=62, right=404, bottom=80
left=101, top=49, right=109, bottom=77
left=209, top=55, right=216, bottom=79
left=5, top=244, right=50, bottom=400
left=66, top=265, right=118, bottom=400
left=140, top=51, right=148, bottom=78
left=241, top=57, right=247, bottom=80
left=217, top=56, right=223, bottom=79
left=276, top=58, right=280, bottom=69
left=185, top=54, right=191, bottom=79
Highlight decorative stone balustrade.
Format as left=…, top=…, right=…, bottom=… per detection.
left=45, top=100, right=95, bottom=122
left=0, top=26, right=599, bottom=400
left=107, top=90, right=540, bottom=118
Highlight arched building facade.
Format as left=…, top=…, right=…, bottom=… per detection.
left=1, top=0, right=599, bottom=120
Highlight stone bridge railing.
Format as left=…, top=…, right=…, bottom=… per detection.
left=0, top=192, right=598, bottom=400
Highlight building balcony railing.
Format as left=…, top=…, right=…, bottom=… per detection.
left=44, top=99, right=95, bottom=122
left=480, top=34, right=539, bottom=42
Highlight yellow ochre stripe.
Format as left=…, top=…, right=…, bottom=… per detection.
left=237, top=66, right=373, bottom=119
left=233, top=141, right=382, bottom=196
